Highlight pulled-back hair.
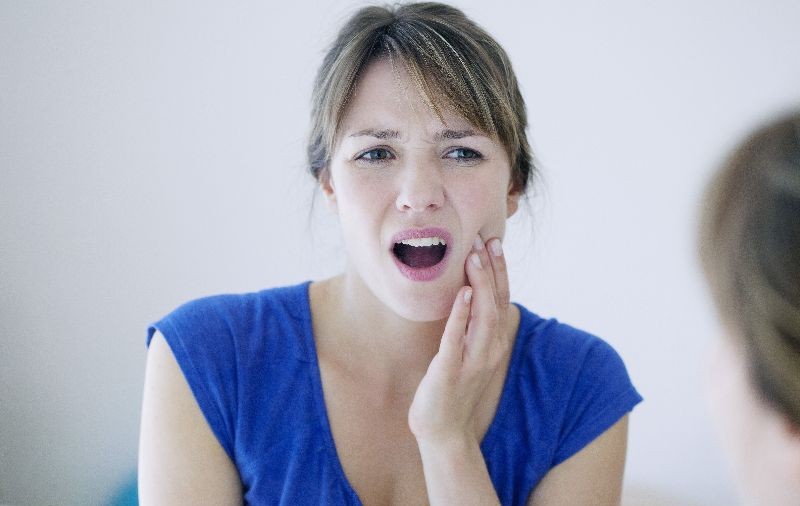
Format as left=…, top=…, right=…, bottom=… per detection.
left=699, top=111, right=800, bottom=425
left=307, top=2, right=534, bottom=195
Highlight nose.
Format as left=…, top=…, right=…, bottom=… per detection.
left=395, top=161, right=444, bottom=213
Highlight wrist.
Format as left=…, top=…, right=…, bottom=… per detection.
left=415, top=431, right=481, bottom=459
left=415, top=431, right=500, bottom=506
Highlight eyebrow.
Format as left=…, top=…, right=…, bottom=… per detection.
left=348, top=128, right=482, bottom=141
left=349, top=128, right=401, bottom=139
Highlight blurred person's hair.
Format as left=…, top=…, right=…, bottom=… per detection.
left=699, top=110, right=800, bottom=425
left=306, top=2, right=535, bottom=196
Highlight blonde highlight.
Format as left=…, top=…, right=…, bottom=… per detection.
left=307, top=2, right=534, bottom=195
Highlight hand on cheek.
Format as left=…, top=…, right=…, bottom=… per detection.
left=408, top=235, right=512, bottom=444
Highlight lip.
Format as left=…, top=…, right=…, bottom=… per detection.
left=389, top=227, right=453, bottom=282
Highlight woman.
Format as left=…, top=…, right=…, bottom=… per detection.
left=138, top=3, right=642, bottom=504
left=701, top=111, right=800, bottom=505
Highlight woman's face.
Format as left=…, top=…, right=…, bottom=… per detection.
left=323, top=58, right=520, bottom=321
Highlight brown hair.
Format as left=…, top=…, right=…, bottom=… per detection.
left=306, top=2, right=534, bottom=195
left=699, top=111, right=800, bottom=425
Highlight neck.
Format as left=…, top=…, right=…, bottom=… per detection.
left=312, top=273, right=448, bottom=380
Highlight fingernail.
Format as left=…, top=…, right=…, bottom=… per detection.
left=470, top=252, right=482, bottom=268
left=463, top=288, right=472, bottom=303
left=473, top=236, right=484, bottom=252
left=489, top=238, right=503, bottom=257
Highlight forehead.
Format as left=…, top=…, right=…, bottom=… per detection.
left=339, top=58, right=479, bottom=137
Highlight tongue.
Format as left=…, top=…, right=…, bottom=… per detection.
left=395, top=244, right=446, bottom=268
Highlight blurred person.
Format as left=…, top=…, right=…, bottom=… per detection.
left=701, top=111, right=800, bottom=505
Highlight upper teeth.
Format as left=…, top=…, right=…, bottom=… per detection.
left=398, top=236, right=446, bottom=247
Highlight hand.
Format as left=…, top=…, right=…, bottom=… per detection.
left=408, top=234, right=512, bottom=445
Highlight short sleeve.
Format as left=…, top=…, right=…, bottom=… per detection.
left=551, top=337, right=642, bottom=466
left=146, top=296, right=239, bottom=461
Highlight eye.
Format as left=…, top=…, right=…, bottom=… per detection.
left=444, top=148, right=483, bottom=163
left=356, top=147, right=394, bottom=164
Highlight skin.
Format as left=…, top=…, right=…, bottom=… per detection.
left=706, top=335, right=800, bottom=505
left=139, top=332, right=243, bottom=506
left=138, top=57, right=630, bottom=505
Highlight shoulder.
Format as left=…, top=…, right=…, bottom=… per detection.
left=514, top=304, right=628, bottom=386
left=144, top=281, right=315, bottom=401
left=147, top=281, right=309, bottom=353
left=511, top=303, right=642, bottom=463
left=146, top=281, right=312, bottom=349
left=485, top=305, right=640, bottom=503
left=139, top=330, right=244, bottom=504
left=140, top=281, right=314, bottom=462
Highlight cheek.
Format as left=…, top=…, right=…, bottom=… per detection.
left=456, top=180, right=509, bottom=232
left=706, top=342, right=765, bottom=470
left=335, top=175, right=390, bottom=217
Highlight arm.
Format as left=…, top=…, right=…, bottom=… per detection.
left=415, top=415, right=629, bottom=506
left=527, top=415, right=629, bottom=506
left=409, top=235, right=632, bottom=505
left=138, top=330, right=243, bottom=506
left=416, top=433, right=501, bottom=506
left=408, top=236, right=509, bottom=505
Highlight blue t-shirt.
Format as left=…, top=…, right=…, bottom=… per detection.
left=147, top=281, right=642, bottom=505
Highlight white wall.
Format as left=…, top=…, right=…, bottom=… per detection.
left=2, top=1, right=799, bottom=504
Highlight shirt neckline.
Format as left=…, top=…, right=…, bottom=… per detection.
left=294, top=279, right=531, bottom=504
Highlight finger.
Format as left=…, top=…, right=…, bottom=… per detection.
left=472, top=235, right=497, bottom=304
left=486, top=238, right=510, bottom=313
left=463, top=247, right=499, bottom=360
left=438, top=286, right=473, bottom=365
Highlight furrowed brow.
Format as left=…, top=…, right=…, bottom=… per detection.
left=348, top=128, right=401, bottom=139
left=347, top=128, right=485, bottom=141
left=435, top=129, right=481, bottom=140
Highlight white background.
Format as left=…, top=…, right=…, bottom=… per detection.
left=2, top=1, right=800, bottom=505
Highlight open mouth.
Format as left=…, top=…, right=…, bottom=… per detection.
left=392, top=237, right=447, bottom=268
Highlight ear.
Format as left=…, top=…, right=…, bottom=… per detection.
left=506, top=184, right=521, bottom=218
left=319, top=167, right=338, bottom=214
